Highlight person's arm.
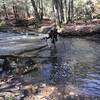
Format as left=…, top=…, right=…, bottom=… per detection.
left=46, top=28, right=52, bottom=39
left=57, top=32, right=62, bottom=36
left=47, top=32, right=52, bottom=39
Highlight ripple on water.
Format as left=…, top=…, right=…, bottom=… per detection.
left=76, top=75, right=100, bottom=96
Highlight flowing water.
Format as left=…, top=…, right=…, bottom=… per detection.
left=23, top=36, right=100, bottom=97
left=0, top=33, right=100, bottom=98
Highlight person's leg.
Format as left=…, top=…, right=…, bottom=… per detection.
left=52, top=37, right=55, bottom=44
left=54, top=35, right=58, bottom=42
left=55, top=36, right=58, bottom=41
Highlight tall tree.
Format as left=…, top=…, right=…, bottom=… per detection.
left=40, top=0, right=43, bottom=20
left=71, top=0, right=74, bottom=22
left=59, top=0, right=64, bottom=23
left=64, top=0, right=68, bottom=23
left=31, top=0, right=41, bottom=22
left=3, top=0, right=8, bottom=20
left=67, top=0, right=74, bottom=22
left=68, top=0, right=71, bottom=22
left=53, top=0, right=61, bottom=27
left=12, top=1, right=19, bottom=20
left=25, top=0, right=30, bottom=18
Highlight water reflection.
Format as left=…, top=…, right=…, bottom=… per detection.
left=41, top=38, right=100, bottom=96
left=43, top=47, right=72, bottom=85
left=1, top=37, right=100, bottom=97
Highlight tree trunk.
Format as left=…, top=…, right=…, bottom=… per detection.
left=53, top=0, right=61, bottom=27
left=68, top=0, right=71, bottom=22
left=3, top=0, right=8, bottom=20
left=25, top=0, right=30, bottom=18
left=40, top=0, right=43, bottom=20
left=12, top=4, right=19, bottom=21
left=26, top=6, right=30, bottom=18
left=59, top=0, right=64, bottom=23
left=71, top=0, right=74, bottom=22
left=64, top=0, right=68, bottom=23
left=39, top=0, right=43, bottom=20
left=31, top=0, right=41, bottom=22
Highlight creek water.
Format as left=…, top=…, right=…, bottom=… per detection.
left=22, top=36, right=100, bottom=97
left=0, top=33, right=100, bottom=98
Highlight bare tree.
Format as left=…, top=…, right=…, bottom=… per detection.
left=3, top=0, right=8, bottom=20
left=25, top=0, right=30, bottom=18
left=31, top=0, right=41, bottom=22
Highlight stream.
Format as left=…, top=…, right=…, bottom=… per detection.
left=0, top=32, right=100, bottom=99
left=22, top=36, right=100, bottom=97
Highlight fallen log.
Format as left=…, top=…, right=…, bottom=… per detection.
left=59, top=28, right=100, bottom=37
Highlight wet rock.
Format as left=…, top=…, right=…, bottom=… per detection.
left=34, top=86, right=59, bottom=100
left=10, top=61, right=17, bottom=69
left=24, top=84, right=39, bottom=94
left=40, top=83, right=47, bottom=88
left=33, top=67, right=38, bottom=71
left=22, top=85, right=58, bottom=100
left=2, top=92, right=15, bottom=99
left=25, top=58, right=35, bottom=67
left=15, top=96, right=21, bottom=100
left=64, top=85, right=83, bottom=97
left=22, top=89, right=29, bottom=97
left=24, top=95, right=35, bottom=100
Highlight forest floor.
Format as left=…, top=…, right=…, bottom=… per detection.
left=0, top=18, right=100, bottom=36
left=38, top=19, right=100, bottom=36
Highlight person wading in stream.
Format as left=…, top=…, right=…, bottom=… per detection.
left=47, top=26, right=59, bottom=46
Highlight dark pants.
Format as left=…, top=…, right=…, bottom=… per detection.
left=52, top=35, right=58, bottom=44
